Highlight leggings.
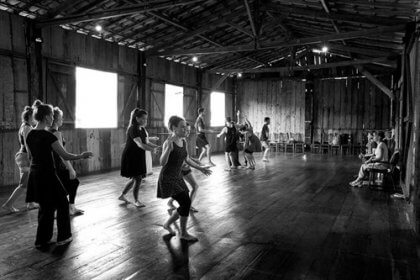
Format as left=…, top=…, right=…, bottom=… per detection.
left=171, top=191, right=191, bottom=217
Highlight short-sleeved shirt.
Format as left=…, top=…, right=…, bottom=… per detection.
left=26, top=130, right=58, bottom=171
left=260, top=124, right=269, bottom=141
left=195, top=117, right=205, bottom=134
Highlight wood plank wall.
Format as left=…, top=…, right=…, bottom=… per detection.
left=237, top=79, right=306, bottom=139
left=0, top=11, right=233, bottom=188
left=313, top=78, right=391, bottom=144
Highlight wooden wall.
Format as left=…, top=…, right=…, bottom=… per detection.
left=313, top=78, right=391, bottom=144
left=237, top=79, right=306, bottom=139
left=0, top=11, right=233, bottom=188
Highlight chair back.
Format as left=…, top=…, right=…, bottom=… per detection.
left=389, top=150, right=399, bottom=166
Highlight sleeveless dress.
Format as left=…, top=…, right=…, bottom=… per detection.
left=195, top=117, right=209, bottom=148
left=225, top=126, right=238, bottom=153
left=121, top=126, right=147, bottom=178
left=157, top=139, right=189, bottom=198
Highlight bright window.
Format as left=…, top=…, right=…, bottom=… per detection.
left=164, top=84, right=184, bottom=127
left=210, top=91, right=225, bottom=126
left=75, top=67, right=117, bottom=128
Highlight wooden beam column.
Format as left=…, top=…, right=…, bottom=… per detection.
left=137, top=51, right=146, bottom=108
left=356, top=66, right=395, bottom=100
left=196, top=69, right=203, bottom=110
left=25, top=24, right=44, bottom=101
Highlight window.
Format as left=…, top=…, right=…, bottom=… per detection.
left=75, top=67, right=117, bottom=128
left=164, top=84, right=184, bottom=126
left=210, top=91, right=225, bottom=126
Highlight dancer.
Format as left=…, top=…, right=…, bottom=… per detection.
left=240, top=117, right=262, bottom=170
left=158, top=116, right=211, bottom=241
left=217, top=117, right=239, bottom=171
left=195, top=108, right=215, bottom=166
left=120, top=108, right=158, bottom=207
left=260, top=117, right=271, bottom=162
left=25, top=102, right=92, bottom=248
left=49, top=107, right=83, bottom=216
left=2, top=103, right=38, bottom=213
left=167, top=123, right=203, bottom=213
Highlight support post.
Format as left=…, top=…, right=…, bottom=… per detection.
left=137, top=51, right=146, bottom=108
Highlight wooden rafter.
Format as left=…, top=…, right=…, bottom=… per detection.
left=243, top=0, right=257, bottom=38
left=42, top=0, right=86, bottom=19
left=35, top=0, right=205, bottom=27
left=356, top=66, right=395, bottom=99
left=147, top=24, right=406, bottom=56
left=211, top=57, right=395, bottom=73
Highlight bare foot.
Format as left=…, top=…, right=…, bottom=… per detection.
left=134, top=201, right=146, bottom=208
left=2, top=204, right=19, bottom=213
left=163, top=224, right=176, bottom=236
left=118, top=194, right=130, bottom=203
left=180, top=233, right=198, bottom=242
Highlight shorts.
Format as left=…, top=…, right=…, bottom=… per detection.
left=181, top=169, right=192, bottom=176
left=196, top=133, right=209, bottom=148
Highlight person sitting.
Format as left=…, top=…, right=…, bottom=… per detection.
left=350, top=131, right=389, bottom=187
left=384, top=129, right=396, bottom=155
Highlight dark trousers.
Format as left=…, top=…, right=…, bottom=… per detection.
left=35, top=193, right=71, bottom=245
left=58, top=169, right=80, bottom=204
left=172, top=191, right=191, bottom=217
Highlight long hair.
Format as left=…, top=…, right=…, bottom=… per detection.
left=52, top=106, right=63, bottom=126
left=33, top=104, right=53, bottom=122
left=127, top=108, right=148, bottom=132
left=21, top=106, right=33, bottom=124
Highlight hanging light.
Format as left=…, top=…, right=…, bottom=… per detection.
left=237, top=73, right=242, bottom=78
left=192, top=56, right=198, bottom=62
left=95, top=25, right=102, bottom=32
left=321, top=46, right=328, bottom=53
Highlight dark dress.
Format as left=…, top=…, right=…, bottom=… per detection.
left=195, top=117, right=209, bottom=148
left=157, top=139, right=189, bottom=199
left=260, top=124, right=269, bottom=142
left=225, top=126, right=238, bottom=153
left=26, top=129, right=71, bottom=245
left=26, top=130, right=67, bottom=203
left=121, top=126, right=147, bottom=178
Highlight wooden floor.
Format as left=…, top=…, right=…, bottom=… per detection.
left=0, top=153, right=418, bottom=280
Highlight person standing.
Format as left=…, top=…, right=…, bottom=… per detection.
left=260, top=117, right=271, bottom=162
left=158, top=116, right=211, bottom=241
left=119, top=108, right=158, bottom=207
left=217, top=117, right=239, bottom=171
left=2, top=103, right=38, bottom=212
left=48, top=107, right=83, bottom=216
left=195, top=108, right=215, bottom=166
left=25, top=102, right=92, bottom=248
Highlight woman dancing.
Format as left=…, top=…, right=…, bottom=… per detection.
left=2, top=102, right=39, bottom=212
left=25, top=102, right=92, bottom=248
left=158, top=116, right=211, bottom=241
left=120, top=108, right=158, bottom=207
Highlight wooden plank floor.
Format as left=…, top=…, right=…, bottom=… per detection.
left=0, top=153, right=418, bottom=280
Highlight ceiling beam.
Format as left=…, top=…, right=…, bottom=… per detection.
left=356, top=66, right=394, bottom=99
left=35, top=0, right=205, bottom=27
left=41, top=0, right=86, bottom=19
left=263, top=3, right=408, bottom=26
left=243, top=0, right=257, bottom=38
left=211, top=57, right=395, bottom=73
left=147, top=24, right=406, bottom=56
left=328, top=43, right=394, bottom=57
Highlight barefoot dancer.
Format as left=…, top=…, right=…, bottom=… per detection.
left=167, top=123, right=203, bottom=213
left=195, top=108, right=216, bottom=166
left=120, top=109, right=158, bottom=207
left=2, top=103, right=38, bottom=213
left=240, top=117, right=262, bottom=170
left=158, top=116, right=211, bottom=241
left=261, top=117, right=271, bottom=162
left=217, top=117, right=239, bottom=171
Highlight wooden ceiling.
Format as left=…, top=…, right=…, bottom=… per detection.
left=1, top=0, right=418, bottom=74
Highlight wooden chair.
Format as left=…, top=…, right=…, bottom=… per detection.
left=269, top=132, right=279, bottom=152
left=285, top=132, right=295, bottom=153
left=294, top=133, right=305, bottom=153
left=310, top=132, right=321, bottom=153
left=320, top=131, right=330, bottom=154
left=366, top=150, right=400, bottom=190
left=278, top=133, right=286, bottom=152
left=339, top=134, right=351, bottom=155
left=330, top=133, right=340, bottom=155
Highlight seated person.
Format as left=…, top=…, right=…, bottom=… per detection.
left=350, top=131, right=389, bottom=187
left=384, top=129, right=396, bottom=155
left=365, top=132, right=377, bottom=155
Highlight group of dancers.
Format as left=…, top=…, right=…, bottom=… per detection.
left=2, top=103, right=273, bottom=247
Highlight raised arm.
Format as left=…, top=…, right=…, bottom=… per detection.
left=51, top=141, right=92, bottom=161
